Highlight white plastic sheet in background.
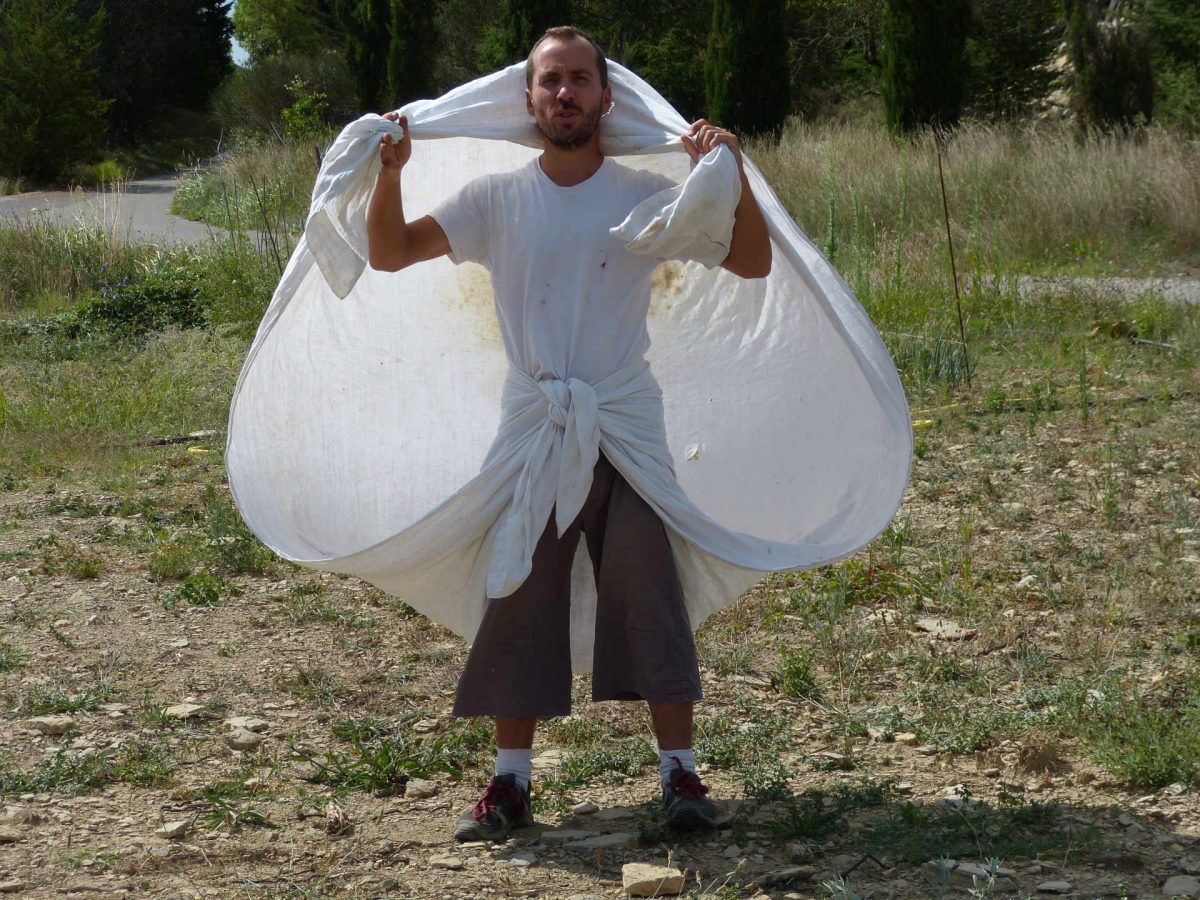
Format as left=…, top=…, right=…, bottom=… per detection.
left=226, top=61, right=912, bottom=671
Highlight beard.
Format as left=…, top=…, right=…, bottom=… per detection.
left=534, top=99, right=604, bottom=150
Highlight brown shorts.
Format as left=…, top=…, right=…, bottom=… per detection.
left=453, top=453, right=703, bottom=719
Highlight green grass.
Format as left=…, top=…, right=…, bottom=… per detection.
left=19, top=682, right=119, bottom=716
left=0, top=639, right=25, bottom=672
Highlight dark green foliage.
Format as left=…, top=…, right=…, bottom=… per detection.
left=503, top=0, right=575, bottom=63
left=964, top=0, right=1061, bottom=120
left=73, top=0, right=232, bottom=140
left=881, top=0, right=971, bottom=132
left=1066, top=0, right=1154, bottom=131
left=0, top=0, right=110, bottom=181
left=706, top=0, right=791, bottom=135
left=336, top=0, right=393, bottom=110
left=388, top=0, right=439, bottom=103
left=0, top=739, right=174, bottom=796
left=1144, top=0, right=1200, bottom=132
left=784, top=0, right=885, bottom=119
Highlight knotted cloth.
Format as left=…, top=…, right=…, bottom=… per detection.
left=226, top=60, right=913, bottom=671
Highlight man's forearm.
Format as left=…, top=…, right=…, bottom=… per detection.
left=366, top=171, right=410, bottom=272
left=724, top=170, right=772, bottom=279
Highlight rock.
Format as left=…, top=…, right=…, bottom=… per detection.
left=923, top=860, right=1017, bottom=889
left=542, top=829, right=597, bottom=843
left=594, top=805, right=636, bottom=821
left=29, top=714, right=75, bottom=735
left=915, top=744, right=940, bottom=756
left=571, top=800, right=599, bottom=815
left=567, top=895, right=604, bottom=900
left=1166, top=782, right=1190, bottom=797
left=566, top=832, right=638, bottom=851
left=0, top=826, right=23, bottom=843
left=531, top=749, right=564, bottom=768
left=224, top=716, right=269, bottom=733
left=1163, top=875, right=1200, bottom=897
left=1035, top=881, right=1073, bottom=894
left=431, top=856, right=464, bottom=870
left=789, top=843, right=815, bottom=864
left=59, top=879, right=132, bottom=894
left=509, top=852, right=537, bottom=867
left=224, top=727, right=263, bottom=751
left=757, top=867, right=816, bottom=886
left=165, top=703, right=205, bottom=720
left=325, top=803, right=352, bottom=835
left=406, top=778, right=437, bottom=799
left=622, top=863, right=684, bottom=897
left=0, top=881, right=23, bottom=894
left=894, top=732, right=919, bottom=746
left=915, top=617, right=977, bottom=640
left=154, top=820, right=189, bottom=840
left=722, top=844, right=742, bottom=858
left=1017, top=574, right=1038, bottom=589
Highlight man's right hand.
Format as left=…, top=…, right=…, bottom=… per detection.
left=379, top=112, right=411, bottom=177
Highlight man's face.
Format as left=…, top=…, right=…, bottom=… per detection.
left=525, top=37, right=611, bottom=151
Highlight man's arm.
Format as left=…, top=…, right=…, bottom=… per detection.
left=366, top=113, right=452, bottom=272
left=682, top=119, right=772, bottom=279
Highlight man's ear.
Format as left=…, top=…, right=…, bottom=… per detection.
left=525, top=88, right=534, bottom=117
left=603, top=85, right=613, bottom=115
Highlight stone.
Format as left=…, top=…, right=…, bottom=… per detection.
left=542, top=829, right=597, bottom=843
left=224, top=727, right=263, bottom=751
left=509, top=852, right=537, bottom=867
left=566, top=832, right=638, bottom=851
left=722, top=844, right=742, bottom=858
left=594, top=805, right=636, bottom=821
left=406, top=777, right=437, bottom=798
left=1166, top=782, right=1190, bottom=797
left=0, top=826, right=23, bottom=843
left=0, top=881, right=23, bottom=894
left=1163, top=875, right=1200, bottom=897
left=924, top=860, right=1017, bottom=889
left=59, top=879, right=132, bottom=894
left=622, top=863, right=685, bottom=897
left=154, top=820, right=189, bottom=840
left=915, top=744, right=940, bottom=756
left=224, top=716, right=269, bottom=733
left=788, top=843, right=815, bottom=864
left=567, top=895, right=604, bottom=900
left=915, top=617, right=977, bottom=640
left=165, top=703, right=205, bottom=720
left=895, top=732, right=919, bottom=746
left=757, top=867, right=816, bottom=886
left=1035, top=881, right=1073, bottom=893
left=29, top=715, right=75, bottom=735
left=431, top=856, right=463, bottom=870
left=571, top=800, right=599, bottom=815
left=1017, top=574, right=1038, bottom=589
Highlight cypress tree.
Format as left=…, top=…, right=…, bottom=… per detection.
left=1065, top=0, right=1154, bottom=131
left=881, top=0, right=971, bottom=133
left=388, top=0, right=438, bottom=103
left=705, top=0, right=790, bottom=135
left=336, top=0, right=391, bottom=110
left=504, top=0, right=575, bottom=61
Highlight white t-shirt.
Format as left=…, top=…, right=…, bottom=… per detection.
left=430, top=157, right=678, bottom=384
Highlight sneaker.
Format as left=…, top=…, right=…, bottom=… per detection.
left=662, top=758, right=720, bottom=830
left=453, top=773, right=533, bottom=842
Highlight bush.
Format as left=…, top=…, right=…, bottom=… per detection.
left=63, top=256, right=211, bottom=339
left=213, top=53, right=357, bottom=140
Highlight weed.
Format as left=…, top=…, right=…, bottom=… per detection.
left=20, top=682, right=118, bottom=716
left=282, top=583, right=373, bottom=629
left=200, top=485, right=277, bottom=575
left=278, top=666, right=347, bottom=705
left=779, top=647, right=822, bottom=700
left=161, top=572, right=229, bottom=611
left=147, top=538, right=200, bottom=580
left=0, top=737, right=173, bottom=795
left=0, top=639, right=25, bottom=672
left=549, top=738, right=658, bottom=789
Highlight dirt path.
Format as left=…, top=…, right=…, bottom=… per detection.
left=0, top=175, right=229, bottom=245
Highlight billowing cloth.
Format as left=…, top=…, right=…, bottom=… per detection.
left=226, top=60, right=912, bottom=672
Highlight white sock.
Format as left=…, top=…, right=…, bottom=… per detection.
left=659, top=747, right=696, bottom=789
left=495, top=748, right=532, bottom=792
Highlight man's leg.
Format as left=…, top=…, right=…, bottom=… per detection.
left=452, top=517, right=580, bottom=842
left=583, top=457, right=717, bottom=829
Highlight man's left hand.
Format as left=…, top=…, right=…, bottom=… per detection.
left=682, top=119, right=742, bottom=170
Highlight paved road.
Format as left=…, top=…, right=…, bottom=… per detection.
left=0, top=173, right=230, bottom=244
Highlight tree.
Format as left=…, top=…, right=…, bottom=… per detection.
left=1142, top=0, right=1199, bottom=131
left=86, top=0, right=232, bottom=139
left=336, top=0, right=392, bottom=110
left=964, top=0, right=1060, bottom=120
left=1065, top=0, right=1154, bottom=130
left=706, top=0, right=791, bottom=135
left=503, top=0, right=574, bottom=62
left=388, top=0, right=439, bottom=103
left=233, top=0, right=336, bottom=63
left=881, top=0, right=970, bottom=132
left=0, top=0, right=110, bottom=180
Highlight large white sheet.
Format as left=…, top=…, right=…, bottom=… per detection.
left=225, top=61, right=912, bottom=672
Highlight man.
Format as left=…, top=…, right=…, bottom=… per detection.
left=366, top=26, right=772, bottom=842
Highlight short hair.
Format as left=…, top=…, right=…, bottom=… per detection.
left=525, top=26, right=609, bottom=90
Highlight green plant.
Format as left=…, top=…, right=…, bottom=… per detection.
left=161, top=572, right=227, bottom=611
left=200, top=485, right=277, bottom=575
left=0, top=738, right=173, bottom=795
left=779, top=647, right=821, bottom=700
left=0, top=639, right=25, bottom=672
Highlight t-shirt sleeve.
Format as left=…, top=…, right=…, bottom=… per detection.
left=428, top=175, right=490, bottom=266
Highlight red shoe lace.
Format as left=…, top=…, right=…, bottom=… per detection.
left=667, top=756, right=709, bottom=801
left=472, top=777, right=526, bottom=822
